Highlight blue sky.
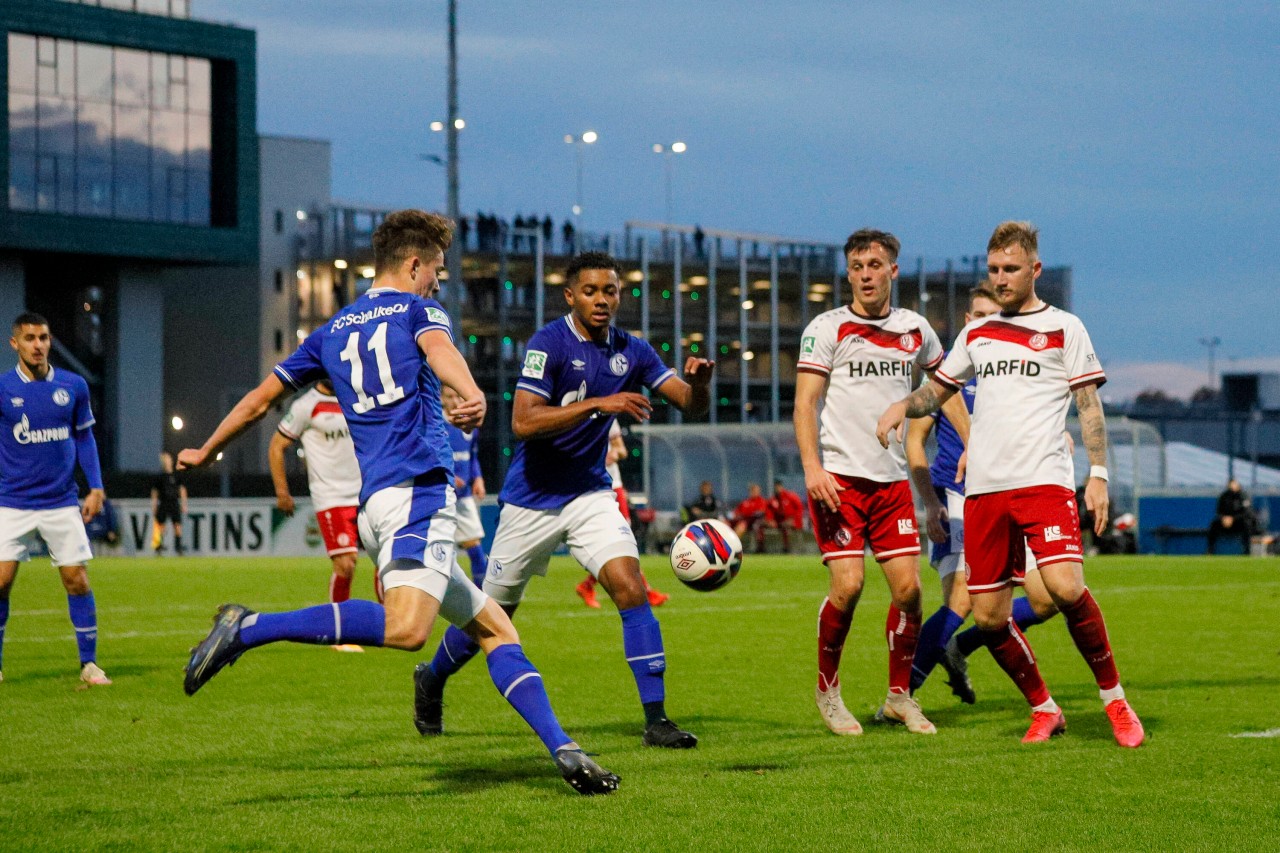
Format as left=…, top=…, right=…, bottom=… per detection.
left=202, top=0, right=1279, bottom=398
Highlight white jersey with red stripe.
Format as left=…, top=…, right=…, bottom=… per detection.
left=935, top=304, right=1105, bottom=496
left=798, top=305, right=943, bottom=482
left=278, top=387, right=362, bottom=511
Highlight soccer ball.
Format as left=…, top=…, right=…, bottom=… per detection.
left=669, top=519, right=743, bottom=591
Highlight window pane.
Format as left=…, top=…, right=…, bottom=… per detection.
left=57, top=40, right=75, bottom=96
left=37, top=37, right=56, bottom=66
left=150, top=108, right=185, bottom=157
left=167, top=165, right=187, bottom=222
left=56, top=155, right=75, bottom=213
left=77, top=101, right=113, bottom=161
left=137, top=0, right=170, bottom=15
left=38, top=95, right=76, bottom=156
left=187, top=58, right=210, bottom=113
left=114, top=160, right=149, bottom=219
left=8, top=93, right=37, bottom=153
left=76, top=157, right=113, bottom=217
left=9, top=34, right=36, bottom=95
left=114, top=104, right=149, bottom=162
left=36, top=154, right=57, bottom=212
left=186, top=111, right=210, bottom=169
left=114, top=48, right=149, bottom=106
left=150, top=53, right=169, bottom=108
left=9, top=151, right=36, bottom=210
left=185, top=168, right=208, bottom=225
left=76, top=43, right=113, bottom=103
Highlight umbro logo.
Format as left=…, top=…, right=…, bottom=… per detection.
left=10, top=397, right=21, bottom=407
left=571, top=359, right=586, bottom=371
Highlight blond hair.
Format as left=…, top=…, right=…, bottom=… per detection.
left=987, top=220, right=1038, bottom=257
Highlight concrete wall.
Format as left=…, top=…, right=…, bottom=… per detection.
left=0, top=254, right=25, bottom=326
left=109, top=265, right=165, bottom=471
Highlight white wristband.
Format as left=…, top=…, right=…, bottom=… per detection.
left=1090, top=465, right=1109, bottom=482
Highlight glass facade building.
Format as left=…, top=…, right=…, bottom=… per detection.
left=8, top=33, right=211, bottom=225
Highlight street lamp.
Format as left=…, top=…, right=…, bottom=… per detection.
left=652, top=141, right=687, bottom=226
left=564, top=130, right=598, bottom=233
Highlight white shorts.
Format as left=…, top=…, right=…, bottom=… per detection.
left=929, top=487, right=1038, bottom=581
left=356, top=476, right=485, bottom=628
left=484, top=490, right=639, bottom=607
left=0, top=505, right=93, bottom=567
left=454, top=496, right=485, bottom=544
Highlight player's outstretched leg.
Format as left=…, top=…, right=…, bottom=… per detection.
left=184, top=598, right=386, bottom=695
left=621, top=601, right=695, bottom=748
left=980, top=617, right=1064, bottom=743
left=1059, top=588, right=1144, bottom=747
left=910, top=606, right=967, bottom=698
left=414, top=624, right=481, bottom=735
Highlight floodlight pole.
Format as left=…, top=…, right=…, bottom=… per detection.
left=445, top=0, right=463, bottom=323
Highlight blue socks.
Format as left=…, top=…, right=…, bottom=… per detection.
left=620, top=602, right=666, bottom=709
left=910, top=606, right=966, bottom=692
left=67, top=592, right=98, bottom=666
left=954, top=596, right=1048, bottom=658
left=487, top=644, right=572, bottom=755
left=1011, top=596, right=1046, bottom=631
left=0, top=598, right=8, bottom=670
left=466, top=544, right=488, bottom=587
left=238, top=600, right=386, bottom=648
left=429, top=624, right=481, bottom=680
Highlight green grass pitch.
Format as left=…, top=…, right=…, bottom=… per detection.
left=1, top=553, right=1278, bottom=851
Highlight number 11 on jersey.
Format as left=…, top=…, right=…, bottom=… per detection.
left=340, top=322, right=405, bottom=413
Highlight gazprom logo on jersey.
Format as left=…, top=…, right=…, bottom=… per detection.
left=609, top=353, right=629, bottom=376
left=330, top=302, right=408, bottom=331
left=12, top=414, right=69, bottom=445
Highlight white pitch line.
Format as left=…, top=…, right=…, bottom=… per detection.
left=1229, top=728, right=1280, bottom=739
left=5, top=629, right=202, bottom=645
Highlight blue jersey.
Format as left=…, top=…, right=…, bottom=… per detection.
left=274, top=287, right=455, bottom=505
left=502, top=316, right=675, bottom=509
left=0, top=367, right=96, bottom=510
left=445, top=424, right=481, bottom=498
left=929, top=377, right=976, bottom=492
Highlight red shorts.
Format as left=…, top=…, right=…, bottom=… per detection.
left=964, top=485, right=1083, bottom=594
left=808, top=475, right=920, bottom=563
left=316, top=506, right=360, bottom=556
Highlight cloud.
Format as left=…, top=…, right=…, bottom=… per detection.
left=1102, top=357, right=1280, bottom=403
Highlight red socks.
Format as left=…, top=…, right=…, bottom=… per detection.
left=817, top=597, right=853, bottom=691
left=1061, top=588, right=1121, bottom=691
left=984, top=619, right=1051, bottom=707
left=330, top=572, right=352, bottom=604
left=886, top=605, right=921, bottom=695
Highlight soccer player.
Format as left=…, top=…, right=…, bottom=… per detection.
left=414, top=250, right=712, bottom=749
left=0, top=312, right=110, bottom=686
left=795, top=228, right=969, bottom=736
left=877, top=220, right=1144, bottom=747
left=731, top=483, right=771, bottom=554
left=150, top=451, right=187, bottom=555
left=905, top=287, right=1059, bottom=703
left=767, top=479, right=805, bottom=554
left=441, top=386, right=489, bottom=586
left=575, top=419, right=668, bottom=608
left=270, top=377, right=381, bottom=650
left=179, top=210, right=619, bottom=795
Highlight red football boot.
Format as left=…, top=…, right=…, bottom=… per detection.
left=1021, top=708, right=1067, bottom=743
left=1105, top=699, right=1146, bottom=748
left=575, top=577, right=601, bottom=609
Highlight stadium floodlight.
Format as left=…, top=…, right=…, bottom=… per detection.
left=171, top=416, right=183, bottom=431
left=430, top=120, right=444, bottom=132
left=295, top=210, right=306, bottom=221
left=565, top=131, right=599, bottom=232
left=652, top=141, right=688, bottom=225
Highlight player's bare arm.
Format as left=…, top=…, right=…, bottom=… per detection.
left=906, top=416, right=948, bottom=544
left=936, top=382, right=970, bottom=482
left=1075, top=383, right=1110, bottom=535
left=178, top=373, right=288, bottom=470
left=876, top=379, right=956, bottom=449
left=267, top=431, right=296, bottom=516
left=418, top=329, right=485, bottom=430
left=512, top=389, right=651, bottom=441
left=471, top=476, right=486, bottom=501
left=654, top=357, right=716, bottom=416
left=81, top=487, right=105, bottom=523
left=794, top=371, right=839, bottom=512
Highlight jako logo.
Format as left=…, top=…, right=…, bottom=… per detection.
left=12, top=415, right=69, bottom=445
left=1044, top=525, right=1065, bottom=542
left=330, top=302, right=408, bottom=331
